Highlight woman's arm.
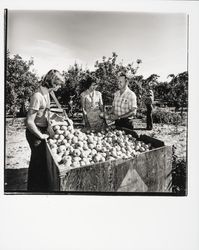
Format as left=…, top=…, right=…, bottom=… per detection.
left=112, top=109, right=136, bottom=120
left=80, top=94, right=90, bottom=127
left=80, top=95, right=87, bottom=115
left=98, top=92, right=104, bottom=111
left=26, top=109, right=49, bottom=140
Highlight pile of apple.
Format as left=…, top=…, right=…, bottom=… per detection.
left=47, top=122, right=152, bottom=171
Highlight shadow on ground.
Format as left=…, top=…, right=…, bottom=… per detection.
left=4, top=168, right=28, bottom=192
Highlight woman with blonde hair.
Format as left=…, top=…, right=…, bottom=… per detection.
left=26, top=69, right=64, bottom=192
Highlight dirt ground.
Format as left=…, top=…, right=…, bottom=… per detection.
left=5, top=117, right=187, bottom=192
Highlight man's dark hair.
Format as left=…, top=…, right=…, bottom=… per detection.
left=118, top=72, right=129, bottom=82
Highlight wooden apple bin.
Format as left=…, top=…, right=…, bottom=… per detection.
left=45, top=128, right=172, bottom=193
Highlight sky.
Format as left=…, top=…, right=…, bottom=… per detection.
left=7, top=10, right=188, bottom=81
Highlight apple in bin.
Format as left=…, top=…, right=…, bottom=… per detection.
left=71, top=162, right=81, bottom=168
left=73, top=156, right=81, bottom=163
left=80, top=161, right=87, bottom=166
left=67, top=126, right=74, bottom=132
left=47, top=118, right=153, bottom=170
left=73, top=148, right=81, bottom=157
left=53, top=134, right=59, bottom=140
left=61, top=125, right=68, bottom=131
left=59, top=134, right=65, bottom=141
left=64, top=130, right=70, bottom=137
left=53, top=125, right=60, bottom=131
left=57, top=145, right=66, bottom=153
left=83, top=144, right=89, bottom=150
left=62, top=155, right=72, bottom=164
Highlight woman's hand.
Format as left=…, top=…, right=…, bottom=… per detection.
left=40, top=134, right=49, bottom=140
left=99, top=112, right=105, bottom=118
left=47, top=124, right=55, bottom=138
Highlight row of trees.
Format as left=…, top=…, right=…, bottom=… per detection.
left=6, top=51, right=188, bottom=117
left=6, top=52, right=39, bottom=116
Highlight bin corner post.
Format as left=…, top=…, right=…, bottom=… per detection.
left=45, top=141, right=60, bottom=192
left=154, top=145, right=173, bottom=193
left=164, top=145, right=173, bottom=193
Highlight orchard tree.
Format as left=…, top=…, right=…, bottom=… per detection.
left=94, top=52, right=142, bottom=105
left=58, top=52, right=143, bottom=113
left=6, top=51, right=39, bottom=117
left=154, top=71, right=188, bottom=112
left=169, top=71, right=188, bottom=113
left=94, top=53, right=119, bottom=104
left=129, top=74, right=159, bottom=107
left=144, top=74, right=160, bottom=87
left=128, top=75, right=144, bottom=106
left=60, top=63, right=91, bottom=107
left=154, top=81, right=171, bottom=104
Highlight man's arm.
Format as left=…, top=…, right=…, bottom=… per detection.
left=111, top=109, right=137, bottom=120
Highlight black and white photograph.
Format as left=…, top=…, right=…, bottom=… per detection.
left=5, top=9, right=188, bottom=194
left=1, top=1, right=199, bottom=250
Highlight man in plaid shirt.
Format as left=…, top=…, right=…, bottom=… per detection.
left=111, top=72, right=137, bottom=130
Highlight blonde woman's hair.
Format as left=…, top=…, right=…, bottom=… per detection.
left=41, top=69, right=64, bottom=88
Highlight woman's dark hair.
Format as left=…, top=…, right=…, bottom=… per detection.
left=41, top=69, right=64, bottom=88
left=83, top=76, right=97, bottom=90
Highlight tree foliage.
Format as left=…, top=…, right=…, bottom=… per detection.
left=89, top=52, right=142, bottom=105
left=6, top=51, right=39, bottom=116
left=6, top=51, right=188, bottom=118
left=154, top=71, right=188, bottom=111
left=57, top=52, right=142, bottom=110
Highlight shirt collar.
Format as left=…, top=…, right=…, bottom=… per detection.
left=118, top=86, right=130, bottom=96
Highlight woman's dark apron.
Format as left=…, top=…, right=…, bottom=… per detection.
left=26, top=127, right=50, bottom=192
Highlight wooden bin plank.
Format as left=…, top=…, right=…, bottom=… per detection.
left=60, top=159, right=131, bottom=192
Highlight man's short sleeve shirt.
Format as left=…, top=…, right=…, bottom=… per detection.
left=113, top=87, right=137, bottom=117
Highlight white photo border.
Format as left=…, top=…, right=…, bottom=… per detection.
left=0, top=1, right=199, bottom=250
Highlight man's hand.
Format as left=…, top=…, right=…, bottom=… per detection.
left=99, top=112, right=105, bottom=118
left=102, top=113, right=119, bottom=121
left=110, top=114, right=119, bottom=121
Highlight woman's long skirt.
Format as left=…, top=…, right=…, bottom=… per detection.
left=26, top=127, right=49, bottom=192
